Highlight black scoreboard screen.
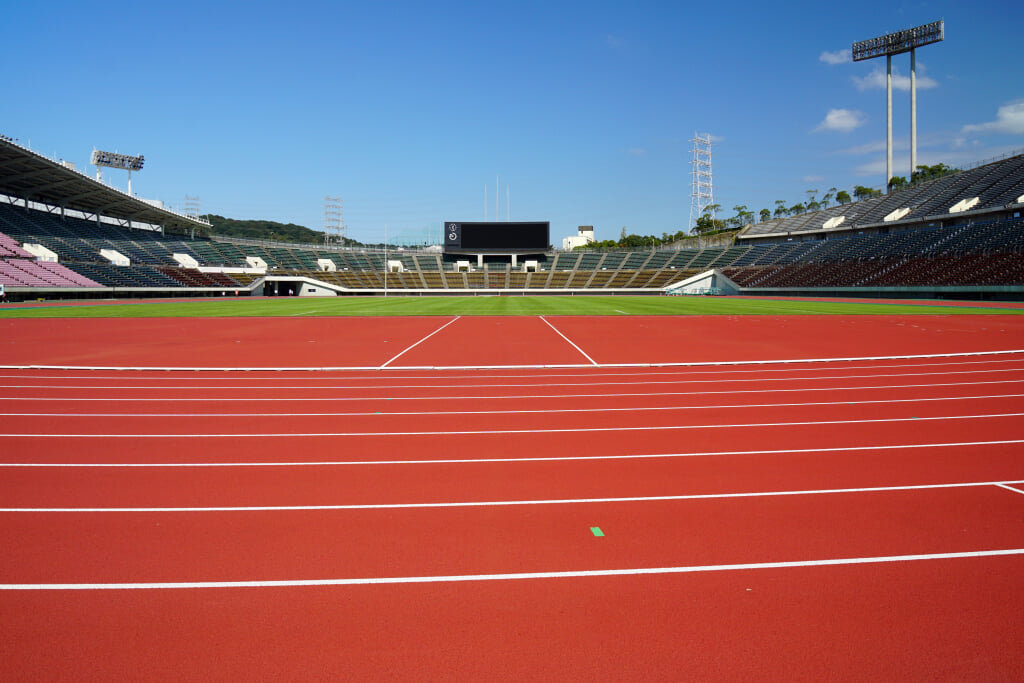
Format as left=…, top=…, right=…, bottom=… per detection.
left=444, top=221, right=549, bottom=251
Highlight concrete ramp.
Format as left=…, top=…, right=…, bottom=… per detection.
left=100, top=249, right=130, bottom=266
left=173, top=253, right=200, bottom=268
left=21, top=243, right=58, bottom=262
left=664, top=268, right=740, bottom=295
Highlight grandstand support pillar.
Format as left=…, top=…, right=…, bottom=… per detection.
left=910, top=48, right=917, bottom=180
left=886, top=54, right=893, bottom=193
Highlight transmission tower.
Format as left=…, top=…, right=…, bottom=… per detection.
left=183, top=195, right=201, bottom=219
left=688, top=133, right=715, bottom=232
left=324, top=195, right=345, bottom=245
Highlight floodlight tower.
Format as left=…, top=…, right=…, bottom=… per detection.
left=852, top=20, right=944, bottom=192
left=183, top=195, right=201, bottom=219
left=689, top=133, right=715, bottom=232
left=91, top=149, right=145, bottom=195
left=324, top=195, right=345, bottom=245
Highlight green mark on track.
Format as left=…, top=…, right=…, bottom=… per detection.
left=590, top=527, right=605, bottom=537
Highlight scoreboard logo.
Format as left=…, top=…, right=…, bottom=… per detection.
left=446, top=223, right=460, bottom=243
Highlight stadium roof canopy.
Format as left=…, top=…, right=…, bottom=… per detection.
left=0, top=137, right=209, bottom=232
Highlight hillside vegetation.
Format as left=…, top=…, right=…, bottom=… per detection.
left=206, top=214, right=361, bottom=246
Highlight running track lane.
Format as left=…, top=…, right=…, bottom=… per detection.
left=2, top=485, right=1023, bottom=583
left=3, top=413, right=1022, bottom=463
left=1, top=556, right=1022, bottom=680
left=4, top=393, right=1021, bottom=434
left=550, top=315, right=1024, bottom=364
left=0, top=317, right=456, bottom=368
left=4, top=315, right=1024, bottom=367
left=3, top=442, right=1023, bottom=508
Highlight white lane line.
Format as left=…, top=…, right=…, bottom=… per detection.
left=539, top=316, right=598, bottom=365
left=0, top=411, right=1021, bottom=438
left=379, top=317, right=461, bottom=368
left=2, top=438, right=1021, bottom=467
left=4, top=549, right=1023, bottom=590
left=2, top=356, right=1021, bottom=381
left=997, top=483, right=1024, bottom=496
left=4, top=479, right=1023, bottom=512
left=3, top=348, right=1023, bottom=372
left=2, top=392, right=1021, bottom=417
left=3, top=366, right=1023, bottom=391
left=2, top=379, right=1022, bottom=403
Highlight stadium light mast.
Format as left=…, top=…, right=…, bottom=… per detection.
left=91, top=149, right=145, bottom=196
left=324, top=195, right=344, bottom=246
left=689, top=133, right=715, bottom=232
left=852, top=20, right=944, bottom=192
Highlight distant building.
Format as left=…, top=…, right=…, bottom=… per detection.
left=562, top=225, right=595, bottom=250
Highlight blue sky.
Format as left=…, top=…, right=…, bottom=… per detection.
left=3, top=0, right=1022, bottom=245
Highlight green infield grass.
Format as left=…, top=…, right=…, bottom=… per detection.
left=0, top=295, right=1022, bottom=318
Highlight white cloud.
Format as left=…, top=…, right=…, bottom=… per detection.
left=852, top=66, right=938, bottom=91
left=814, top=109, right=866, bottom=133
left=802, top=175, right=825, bottom=183
left=819, top=49, right=850, bottom=65
left=962, top=100, right=1024, bottom=135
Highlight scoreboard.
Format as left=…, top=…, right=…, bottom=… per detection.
left=444, top=221, right=549, bottom=252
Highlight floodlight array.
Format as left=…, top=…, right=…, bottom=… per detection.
left=90, top=149, right=145, bottom=171
left=852, top=20, right=943, bottom=61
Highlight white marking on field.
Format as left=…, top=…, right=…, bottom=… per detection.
left=380, top=316, right=461, bottom=368
left=6, top=348, right=1020, bottom=372
left=1, top=439, right=1020, bottom=467
left=3, top=366, right=1023, bottom=392
left=0, top=355, right=1021, bottom=381
left=1, top=392, right=1019, bottom=417
left=3, top=549, right=1022, bottom=590
left=3, top=479, right=1022, bottom=513
left=0, top=378, right=1022, bottom=402
left=0, top=412, right=1020, bottom=437
left=997, top=483, right=1024, bottom=496
left=539, top=316, right=598, bottom=365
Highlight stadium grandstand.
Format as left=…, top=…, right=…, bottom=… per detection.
left=2, top=134, right=1023, bottom=302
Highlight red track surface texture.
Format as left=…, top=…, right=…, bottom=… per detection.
left=3, top=314, right=1024, bottom=367
left=1, top=314, right=1023, bottom=680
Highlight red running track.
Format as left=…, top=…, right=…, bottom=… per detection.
left=3, top=314, right=1024, bottom=367
left=1, top=315, right=1024, bottom=680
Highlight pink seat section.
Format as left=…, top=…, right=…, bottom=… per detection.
left=0, top=231, right=33, bottom=258
left=0, top=257, right=102, bottom=288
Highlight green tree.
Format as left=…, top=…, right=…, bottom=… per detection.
left=692, top=213, right=727, bottom=234
left=728, top=205, right=754, bottom=228
left=759, top=208, right=772, bottom=223
left=911, top=163, right=958, bottom=183
left=853, top=185, right=881, bottom=200
left=789, top=203, right=806, bottom=215
left=774, top=200, right=788, bottom=218
left=835, top=190, right=852, bottom=205
left=822, top=187, right=836, bottom=208
left=888, top=176, right=908, bottom=191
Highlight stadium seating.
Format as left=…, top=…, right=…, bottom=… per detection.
left=1, top=151, right=1021, bottom=297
